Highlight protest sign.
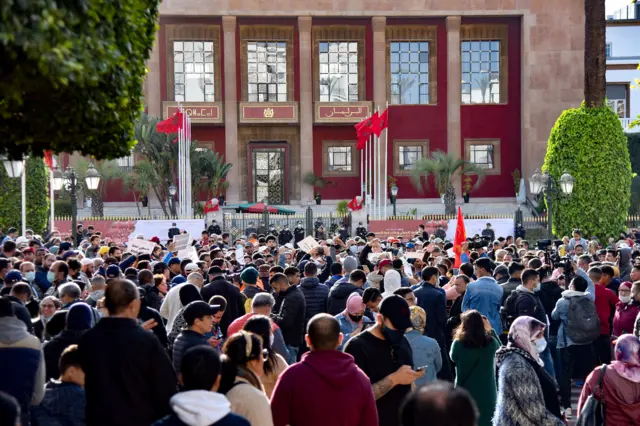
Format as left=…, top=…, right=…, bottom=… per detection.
left=236, top=245, right=245, bottom=265
left=173, top=233, right=192, bottom=251
left=404, top=251, right=425, bottom=260
left=297, top=236, right=320, bottom=253
left=177, top=247, right=199, bottom=263
left=128, top=239, right=156, bottom=256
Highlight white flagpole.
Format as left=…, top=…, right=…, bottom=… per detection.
left=384, top=105, right=388, bottom=219
left=21, top=159, right=26, bottom=235
left=49, top=168, right=55, bottom=233
left=365, top=134, right=369, bottom=219
left=360, top=143, right=364, bottom=200
left=373, top=132, right=377, bottom=220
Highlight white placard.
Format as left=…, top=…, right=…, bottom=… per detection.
left=236, top=245, right=245, bottom=265
left=402, top=259, right=413, bottom=279
left=404, top=251, right=425, bottom=259
left=173, top=233, right=192, bottom=251
left=297, top=236, right=320, bottom=253
left=445, top=218, right=513, bottom=241
left=128, top=239, right=156, bottom=256
left=177, top=247, right=199, bottom=263
left=127, top=219, right=204, bottom=244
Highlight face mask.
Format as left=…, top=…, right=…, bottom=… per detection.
left=533, top=337, right=547, bottom=353
left=47, top=271, right=56, bottom=283
left=620, top=296, right=631, bottom=304
left=348, top=313, right=363, bottom=323
left=350, top=246, right=358, bottom=254
left=381, top=325, right=406, bottom=348
left=25, top=272, right=35, bottom=282
left=534, top=282, right=541, bottom=291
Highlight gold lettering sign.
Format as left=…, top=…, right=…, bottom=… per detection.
left=184, top=108, right=214, bottom=118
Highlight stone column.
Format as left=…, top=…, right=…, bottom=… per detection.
left=146, top=29, right=162, bottom=118
left=372, top=17, right=386, bottom=215
left=223, top=16, right=240, bottom=204
left=298, top=16, right=314, bottom=204
left=446, top=16, right=463, bottom=199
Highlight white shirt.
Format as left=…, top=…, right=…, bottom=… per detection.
left=159, top=283, right=188, bottom=332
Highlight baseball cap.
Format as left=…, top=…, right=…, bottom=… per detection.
left=168, top=257, right=181, bottom=266
left=4, top=271, right=23, bottom=284
left=183, top=301, right=221, bottom=326
left=434, top=238, right=443, bottom=244
left=378, top=259, right=392, bottom=270
left=62, top=251, right=78, bottom=260
left=22, top=247, right=34, bottom=254
left=379, top=295, right=412, bottom=330
left=105, top=265, right=121, bottom=279
left=406, top=242, right=415, bottom=249
left=184, top=263, right=199, bottom=273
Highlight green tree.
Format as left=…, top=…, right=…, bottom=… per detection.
left=543, top=106, right=631, bottom=240
left=0, top=157, right=49, bottom=234
left=0, top=0, right=160, bottom=160
left=74, top=159, right=122, bottom=217
left=411, top=150, right=485, bottom=215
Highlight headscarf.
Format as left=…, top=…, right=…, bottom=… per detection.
left=409, top=306, right=427, bottom=334
left=346, top=293, right=365, bottom=315
left=507, top=316, right=546, bottom=365
left=382, top=270, right=401, bottom=298
left=66, top=303, right=94, bottom=331
left=612, top=334, right=640, bottom=383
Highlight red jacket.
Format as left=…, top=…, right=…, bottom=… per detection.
left=270, top=350, right=378, bottom=426
left=613, top=301, right=640, bottom=337
left=578, top=364, right=640, bottom=425
left=594, top=284, right=619, bottom=335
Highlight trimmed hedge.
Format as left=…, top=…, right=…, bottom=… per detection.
left=543, top=105, right=632, bottom=240
left=627, top=133, right=640, bottom=212
left=0, top=158, right=49, bottom=234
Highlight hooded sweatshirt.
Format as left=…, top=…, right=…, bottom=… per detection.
left=619, top=247, right=632, bottom=282
left=270, top=350, right=378, bottom=426
left=327, top=282, right=364, bottom=316
left=153, top=390, right=250, bottom=426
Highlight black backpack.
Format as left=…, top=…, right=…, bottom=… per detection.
left=502, top=290, right=537, bottom=330
left=565, top=296, right=600, bottom=345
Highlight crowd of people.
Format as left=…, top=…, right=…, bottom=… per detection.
left=0, top=222, right=640, bottom=425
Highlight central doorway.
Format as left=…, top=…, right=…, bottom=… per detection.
left=249, top=143, right=289, bottom=204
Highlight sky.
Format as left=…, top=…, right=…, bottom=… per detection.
left=607, top=0, right=634, bottom=15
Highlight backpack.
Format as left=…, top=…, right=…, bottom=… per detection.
left=502, top=290, right=537, bottom=330
left=576, top=364, right=606, bottom=426
left=565, top=296, right=600, bottom=345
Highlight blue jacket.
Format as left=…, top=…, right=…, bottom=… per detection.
left=172, top=330, right=210, bottom=372
left=551, top=268, right=596, bottom=348
left=31, top=380, right=85, bottom=426
left=299, top=277, right=329, bottom=323
left=335, top=312, right=373, bottom=351
left=414, top=283, right=448, bottom=348
left=405, top=329, right=442, bottom=387
left=0, top=317, right=46, bottom=426
left=462, top=276, right=504, bottom=334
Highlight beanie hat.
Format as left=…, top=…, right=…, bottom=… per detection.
left=240, top=267, right=259, bottom=285
left=98, top=246, right=110, bottom=256
left=66, top=303, right=94, bottom=331
left=342, top=256, right=358, bottom=273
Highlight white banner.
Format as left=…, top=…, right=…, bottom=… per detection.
left=445, top=218, right=514, bottom=241
left=127, top=239, right=156, bottom=256
left=297, top=236, right=320, bottom=253
left=173, top=233, right=192, bottom=251
left=127, top=219, right=204, bottom=244
left=177, top=247, right=199, bottom=263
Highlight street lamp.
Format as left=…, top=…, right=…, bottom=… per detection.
left=2, top=156, right=26, bottom=235
left=84, top=164, right=101, bottom=191
left=2, top=158, right=23, bottom=178
left=168, top=184, right=177, bottom=218
left=390, top=185, right=398, bottom=217
left=52, top=166, right=64, bottom=191
left=529, top=168, right=574, bottom=238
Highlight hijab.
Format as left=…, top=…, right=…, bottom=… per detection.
left=409, top=306, right=427, bottom=334
left=507, top=316, right=546, bottom=366
left=382, top=270, right=401, bottom=298
left=612, top=334, right=640, bottom=383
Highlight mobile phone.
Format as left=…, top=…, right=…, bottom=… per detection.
left=415, top=366, right=427, bottom=372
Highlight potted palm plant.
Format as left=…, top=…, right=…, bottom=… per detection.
left=411, top=150, right=486, bottom=215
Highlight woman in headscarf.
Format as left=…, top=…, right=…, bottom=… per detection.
left=494, top=316, right=564, bottom=426
left=613, top=282, right=640, bottom=337
left=577, top=334, right=640, bottom=423
left=334, top=293, right=371, bottom=351
left=381, top=269, right=401, bottom=299
left=406, top=305, right=442, bottom=387
left=166, top=284, right=203, bottom=352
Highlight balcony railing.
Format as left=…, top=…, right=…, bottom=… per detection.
left=621, top=118, right=640, bottom=133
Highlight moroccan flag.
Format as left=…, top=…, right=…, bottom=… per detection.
left=156, top=110, right=184, bottom=134
left=372, top=108, right=388, bottom=137
left=347, top=196, right=363, bottom=211
left=43, top=150, right=54, bottom=171
left=453, top=206, right=466, bottom=268
left=203, top=198, right=220, bottom=213
left=355, top=112, right=378, bottom=150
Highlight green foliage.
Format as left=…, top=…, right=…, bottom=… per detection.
left=0, top=158, right=49, bottom=234
left=336, top=200, right=349, bottom=215
left=511, top=169, right=521, bottom=196
left=0, top=0, right=160, bottom=159
left=625, top=133, right=640, bottom=213
left=543, top=105, right=632, bottom=240
left=303, top=172, right=328, bottom=189
left=54, top=199, right=72, bottom=217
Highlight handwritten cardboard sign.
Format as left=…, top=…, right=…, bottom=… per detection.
left=128, top=239, right=156, bottom=256
left=173, top=233, right=192, bottom=251
left=297, top=236, right=320, bottom=253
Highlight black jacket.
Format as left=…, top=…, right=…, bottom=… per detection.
left=273, top=285, right=306, bottom=347
left=327, top=282, right=364, bottom=316
left=145, top=285, right=165, bottom=312
left=201, top=277, right=245, bottom=336
left=7, top=296, right=34, bottom=334
left=44, top=329, right=85, bottom=380
left=278, top=230, right=293, bottom=246
left=299, top=277, right=328, bottom=324
left=139, top=305, right=168, bottom=349
left=78, top=317, right=177, bottom=426
left=538, top=281, right=563, bottom=336
left=172, top=330, right=209, bottom=372
left=501, top=277, right=522, bottom=305
left=414, top=283, right=447, bottom=348
left=505, top=287, right=548, bottom=335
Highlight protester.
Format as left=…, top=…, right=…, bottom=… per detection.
left=299, top=262, right=329, bottom=325
left=44, top=303, right=93, bottom=380
left=219, top=331, right=273, bottom=426
left=613, top=281, right=640, bottom=337
left=406, top=305, right=442, bottom=386
left=167, top=283, right=205, bottom=350
left=450, top=310, right=501, bottom=426
left=400, top=381, right=478, bottom=426
left=201, top=266, right=245, bottom=336
left=493, top=316, right=564, bottom=425
left=270, top=272, right=305, bottom=363
left=334, top=292, right=369, bottom=351
left=173, top=301, right=222, bottom=372
left=327, top=267, right=365, bottom=315
left=463, top=258, right=504, bottom=335
left=78, top=279, right=177, bottom=426
left=33, top=296, right=61, bottom=341
left=147, top=273, right=168, bottom=311
left=271, top=313, right=378, bottom=426
left=589, top=266, right=620, bottom=365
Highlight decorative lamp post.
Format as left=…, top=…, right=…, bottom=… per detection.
left=168, top=184, right=177, bottom=218
left=390, top=185, right=399, bottom=217
left=84, top=164, right=101, bottom=191
left=2, top=156, right=26, bottom=235
left=529, top=168, right=574, bottom=239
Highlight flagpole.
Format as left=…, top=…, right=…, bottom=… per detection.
left=384, top=103, right=389, bottom=219
left=376, top=106, right=381, bottom=220
left=366, top=133, right=370, bottom=219
left=49, top=168, right=55, bottom=234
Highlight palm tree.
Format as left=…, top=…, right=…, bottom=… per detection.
left=411, top=150, right=486, bottom=215
left=75, top=158, right=121, bottom=217
left=122, top=161, right=158, bottom=216
left=584, top=0, right=606, bottom=107
left=192, top=149, right=231, bottom=201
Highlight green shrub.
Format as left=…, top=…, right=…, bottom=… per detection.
left=0, top=158, right=49, bottom=234
left=54, top=199, right=73, bottom=217
left=543, top=105, right=632, bottom=240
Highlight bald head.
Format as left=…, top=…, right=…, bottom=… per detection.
left=105, top=279, right=139, bottom=317
left=400, top=381, right=478, bottom=426
left=306, top=313, right=341, bottom=351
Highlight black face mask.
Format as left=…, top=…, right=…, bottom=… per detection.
left=348, top=313, right=363, bottom=323
left=381, top=325, right=406, bottom=348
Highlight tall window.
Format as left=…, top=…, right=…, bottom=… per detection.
left=461, top=40, right=501, bottom=104
left=606, top=84, right=628, bottom=118
left=606, top=43, right=612, bottom=58
left=468, top=144, right=495, bottom=168
left=327, top=146, right=352, bottom=172
left=398, top=145, right=423, bottom=171
left=319, top=41, right=358, bottom=102
left=173, top=41, right=215, bottom=102
left=390, top=42, right=430, bottom=105
left=247, top=42, right=287, bottom=102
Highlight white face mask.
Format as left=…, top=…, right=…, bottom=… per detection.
left=620, top=296, right=631, bottom=304
left=533, top=337, right=547, bottom=353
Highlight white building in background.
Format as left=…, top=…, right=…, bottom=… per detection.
left=607, top=3, right=640, bottom=133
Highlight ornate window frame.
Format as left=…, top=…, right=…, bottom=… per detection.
left=393, top=140, right=429, bottom=176
left=464, top=138, right=501, bottom=175
left=322, top=140, right=359, bottom=177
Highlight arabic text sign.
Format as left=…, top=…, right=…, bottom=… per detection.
left=368, top=220, right=448, bottom=240
left=173, top=233, right=192, bottom=251
left=128, top=239, right=157, bottom=256
left=297, top=236, right=320, bottom=253
left=315, top=102, right=372, bottom=123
